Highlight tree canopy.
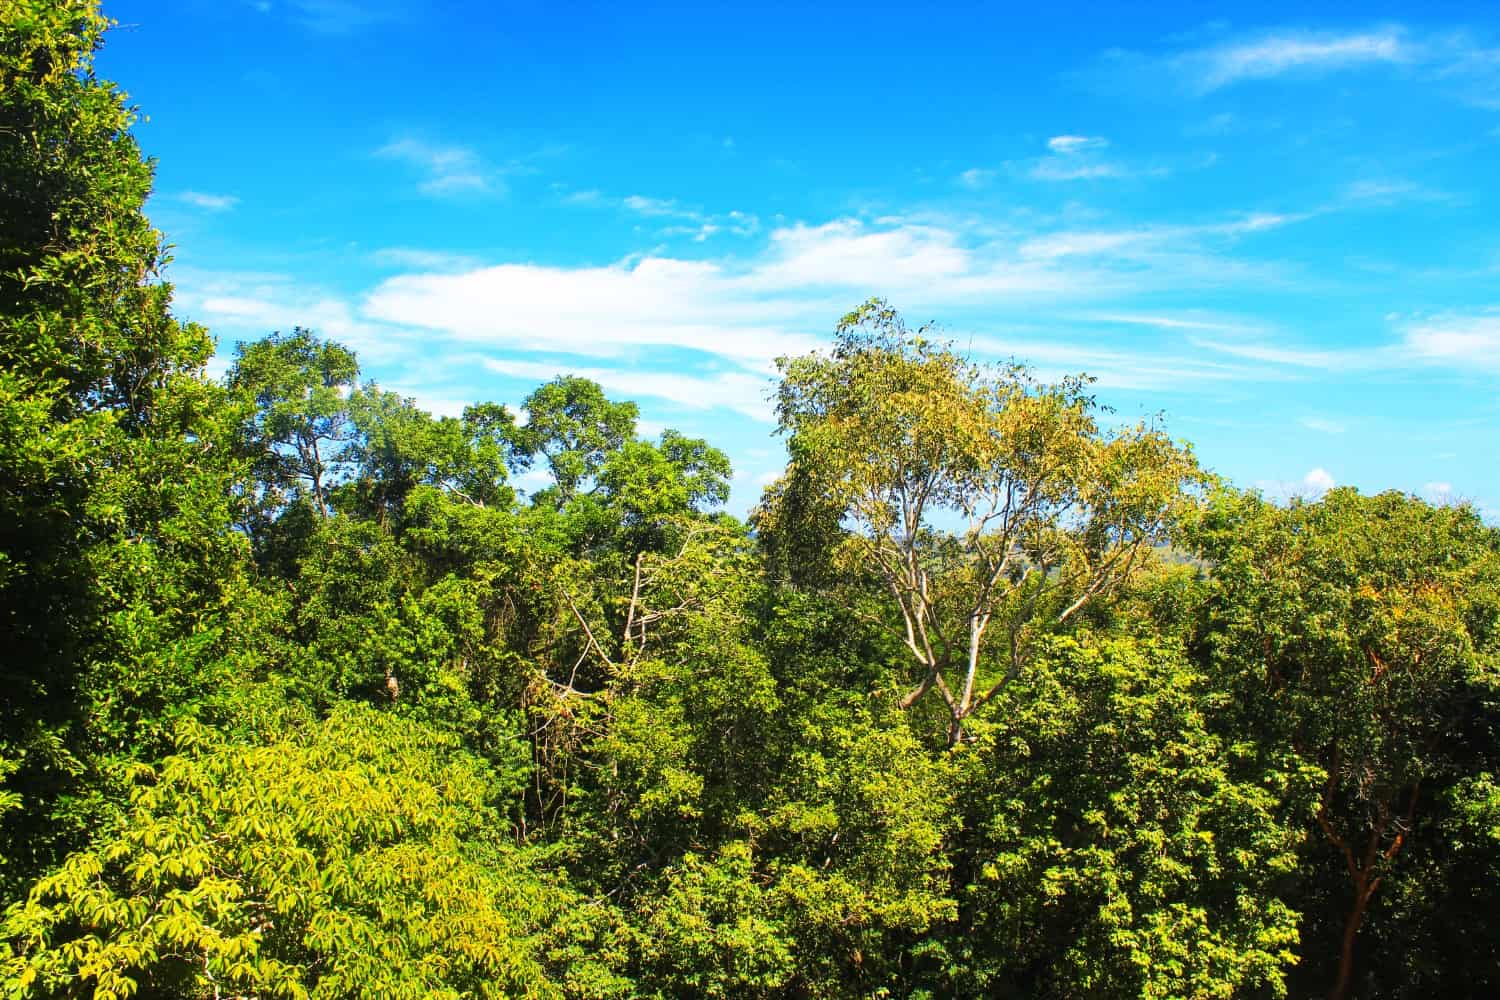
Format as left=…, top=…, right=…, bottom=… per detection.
left=3, top=4, right=1498, bottom=998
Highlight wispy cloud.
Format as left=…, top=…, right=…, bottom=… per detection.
left=376, top=138, right=495, bottom=197
left=1047, top=135, right=1109, bottom=154
left=1028, top=134, right=1167, bottom=183
left=1300, top=416, right=1348, bottom=434
left=1184, top=29, right=1410, bottom=91
left=1031, top=161, right=1129, bottom=182
left=483, top=358, right=773, bottom=422
left=170, top=267, right=420, bottom=366
left=565, top=189, right=760, bottom=240
left=1400, top=310, right=1500, bottom=370
left=1343, top=178, right=1454, bottom=206
left=348, top=211, right=1321, bottom=411
left=1016, top=212, right=1303, bottom=262
left=1082, top=312, right=1258, bottom=333
left=623, top=194, right=688, bottom=217
left=962, top=333, right=1286, bottom=392
left=958, top=167, right=996, bottom=189
left=1190, top=337, right=1359, bottom=370
left=370, top=247, right=483, bottom=272
left=177, top=191, right=239, bottom=211
left=174, top=200, right=1500, bottom=431
left=1142, top=24, right=1500, bottom=107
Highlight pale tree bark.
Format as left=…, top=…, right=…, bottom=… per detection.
left=856, top=465, right=1161, bottom=743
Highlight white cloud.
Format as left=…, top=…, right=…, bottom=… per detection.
left=725, top=210, right=760, bottom=236
left=178, top=191, right=239, bottom=211
left=624, top=194, right=691, bottom=218
left=1083, top=312, right=1255, bottom=333
left=1343, top=178, right=1453, bottom=205
left=170, top=268, right=420, bottom=365
left=962, top=333, right=1282, bottom=391
left=339, top=211, right=1329, bottom=384
left=177, top=201, right=1500, bottom=431
left=1032, top=135, right=1125, bottom=182
left=420, top=172, right=489, bottom=196
left=660, top=223, right=722, bottom=242
left=1254, top=466, right=1339, bottom=503
left=1192, top=337, right=1358, bottom=370
left=1399, top=311, right=1500, bottom=370
left=285, top=0, right=399, bottom=33
left=350, top=216, right=1176, bottom=401
left=370, top=247, right=482, bottom=271
left=1423, top=481, right=1456, bottom=504
left=958, top=167, right=996, bottom=189
left=750, top=220, right=974, bottom=289
left=482, top=358, right=773, bottom=422
left=1028, top=135, right=1173, bottom=183
left=1019, top=229, right=1148, bottom=259
left=363, top=255, right=818, bottom=369
left=1188, top=30, right=1409, bottom=91
left=1300, top=416, right=1347, bottom=434
left=1047, top=135, right=1109, bottom=154
left=1302, top=467, right=1336, bottom=494
left=569, top=190, right=759, bottom=240
left=1016, top=212, right=1301, bottom=261
left=376, top=138, right=495, bottom=197
left=1031, top=161, right=1127, bottom=182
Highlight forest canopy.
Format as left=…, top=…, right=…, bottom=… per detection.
left=2, top=3, right=1497, bottom=998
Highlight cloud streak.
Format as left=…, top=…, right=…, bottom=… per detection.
left=171, top=199, right=1500, bottom=430
left=177, top=191, right=240, bottom=211
left=1184, top=29, right=1410, bottom=91
left=376, top=138, right=495, bottom=197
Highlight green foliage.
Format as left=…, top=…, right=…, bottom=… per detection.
left=4, top=7, right=1498, bottom=995
left=521, top=376, right=638, bottom=502
left=762, top=298, right=1203, bottom=741
left=1191, top=486, right=1500, bottom=997
left=227, top=328, right=360, bottom=523
left=1, top=0, right=248, bottom=890
left=0, top=705, right=615, bottom=999
left=951, top=635, right=1302, bottom=998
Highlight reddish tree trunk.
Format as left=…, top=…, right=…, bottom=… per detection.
left=1329, top=880, right=1371, bottom=1000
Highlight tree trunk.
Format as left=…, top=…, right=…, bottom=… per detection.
left=1329, top=881, right=1371, bottom=1000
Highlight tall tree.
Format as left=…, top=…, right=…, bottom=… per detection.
left=0, top=0, right=246, bottom=886
left=761, top=299, right=1201, bottom=741
left=226, top=328, right=359, bottom=521
left=1192, top=487, right=1500, bottom=1000
left=520, top=375, right=638, bottom=503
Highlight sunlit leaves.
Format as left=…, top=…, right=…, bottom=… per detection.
left=0, top=705, right=602, bottom=999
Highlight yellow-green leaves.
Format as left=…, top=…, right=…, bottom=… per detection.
left=0, top=705, right=589, bottom=999
left=763, top=299, right=1202, bottom=740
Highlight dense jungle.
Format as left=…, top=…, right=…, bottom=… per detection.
left=2, top=3, right=1498, bottom=997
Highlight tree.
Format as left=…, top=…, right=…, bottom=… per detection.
left=520, top=376, right=638, bottom=503
left=1192, top=487, right=1500, bottom=1000
left=760, top=299, right=1201, bottom=742
left=1, top=0, right=247, bottom=887
left=342, top=388, right=526, bottom=521
left=226, top=328, right=359, bottom=521
left=0, top=704, right=625, bottom=998
left=948, top=634, right=1301, bottom=998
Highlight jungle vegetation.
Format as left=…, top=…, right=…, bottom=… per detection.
left=2, top=2, right=1497, bottom=997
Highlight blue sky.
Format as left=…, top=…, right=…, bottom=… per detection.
left=101, top=0, right=1500, bottom=514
